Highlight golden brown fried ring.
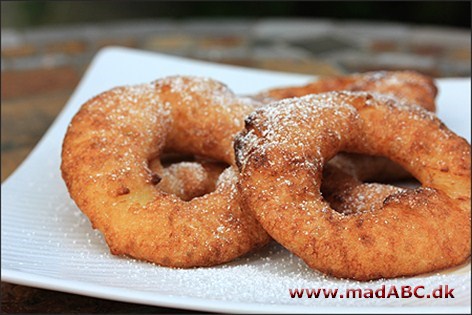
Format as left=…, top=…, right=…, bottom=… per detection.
left=235, top=91, right=470, bottom=280
left=256, top=70, right=437, bottom=112
left=256, top=71, right=439, bottom=182
left=61, top=76, right=270, bottom=268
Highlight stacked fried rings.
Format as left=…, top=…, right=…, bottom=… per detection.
left=62, top=73, right=470, bottom=281
left=61, top=76, right=270, bottom=268
left=235, top=91, right=471, bottom=280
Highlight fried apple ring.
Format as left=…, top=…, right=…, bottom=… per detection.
left=256, top=71, right=439, bottom=182
left=256, top=70, right=437, bottom=112
left=61, top=76, right=270, bottom=268
left=235, top=92, right=470, bottom=280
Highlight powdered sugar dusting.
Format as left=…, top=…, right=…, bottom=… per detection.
left=235, top=90, right=470, bottom=282
left=36, top=201, right=472, bottom=308
left=328, top=183, right=405, bottom=215
left=62, top=75, right=271, bottom=269
left=154, top=75, right=261, bottom=112
left=236, top=92, right=361, bottom=172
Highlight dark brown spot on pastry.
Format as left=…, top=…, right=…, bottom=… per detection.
left=150, top=173, right=162, bottom=185
left=117, top=187, right=130, bottom=195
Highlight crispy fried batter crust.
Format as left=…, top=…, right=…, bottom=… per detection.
left=235, top=91, right=470, bottom=280
left=61, top=76, right=270, bottom=268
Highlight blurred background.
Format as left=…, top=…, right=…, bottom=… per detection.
left=2, top=1, right=470, bottom=80
left=2, top=1, right=470, bottom=28
left=1, top=1, right=471, bottom=313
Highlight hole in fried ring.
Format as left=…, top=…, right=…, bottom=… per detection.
left=149, top=155, right=228, bottom=201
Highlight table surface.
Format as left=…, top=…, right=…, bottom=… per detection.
left=1, top=18, right=470, bottom=313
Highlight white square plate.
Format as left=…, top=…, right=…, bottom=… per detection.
left=2, top=47, right=471, bottom=314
